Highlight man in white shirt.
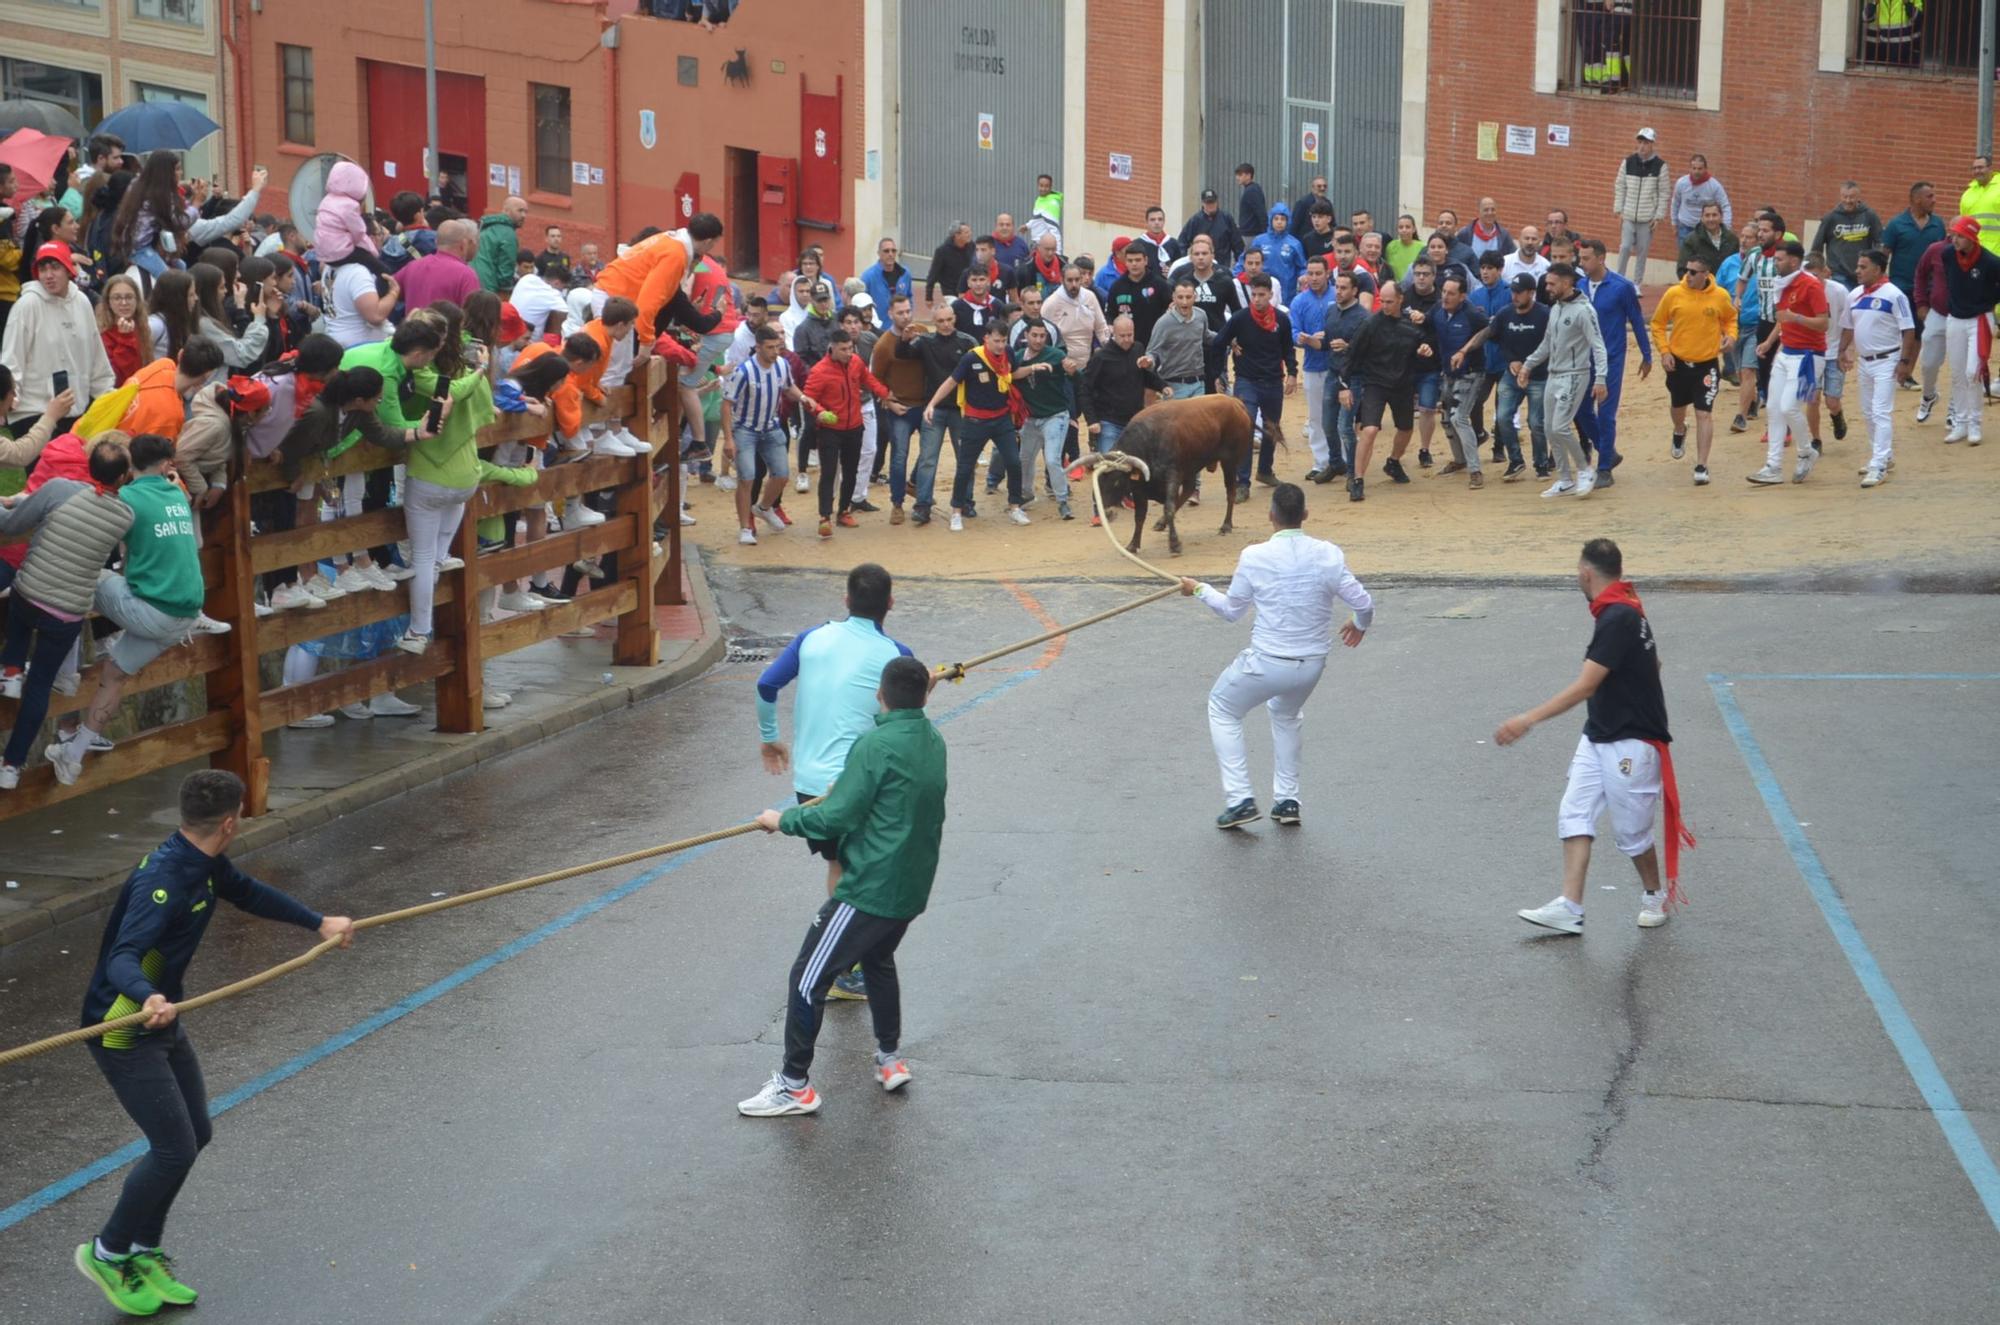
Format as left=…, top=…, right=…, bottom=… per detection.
left=1802, top=252, right=1852, bottom=449
left=1837, top=247, right=1917, bottom=486
left=322, top=262, right=396, bottom=349
left=1041, top=264, right=1109, bottom=371
left=508, top=258, right=571, bottom=340
left=1180, top=483, right=1374, bottom=829
left=1501, top=226, right=1552, bottom=287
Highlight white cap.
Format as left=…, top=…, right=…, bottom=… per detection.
left=1636, top=127, right=1657, bottom=142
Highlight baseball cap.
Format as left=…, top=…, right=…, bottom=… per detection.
left=1200, top=188, right=1219, bottom=202
left=1509, top=273, right=1538, bottom=293
left=849, top=290, right=875, bottom=310
left=1112, top=235, right=1133, bottom=253
left=33, top=242, right=77, bottom=276
left=1636, top=127, right=1657, bottom=142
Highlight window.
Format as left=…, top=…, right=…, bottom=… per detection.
left=1853, top=0, right=1981, bottom=74
left=0, top=59, right=104, bottom=127
left=27, top=0, right=97, bottom=10
left=532, top=83, right=572, bottom=196
left=135, top=83, right=212, bottom=182
left=133, top=0, right=202, bottom=25
left=281, top=45, right=314, bottom=145
left=1557, top=0, right=1702, bottom=103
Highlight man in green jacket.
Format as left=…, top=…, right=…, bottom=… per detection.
left=741, top=654, right=948, bottom=1116
left=473, top=196, right=528, bottom=294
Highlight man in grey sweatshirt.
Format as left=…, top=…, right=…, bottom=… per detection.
left=1517, top=263, right=1608, bottom=498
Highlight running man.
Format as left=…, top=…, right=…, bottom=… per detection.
left=756, top=563, right=913, bottom=1000
left=73, top=771, right=354, bottom=1316
left=1180, top=482, right=1374, bottom=829
left=1495, top=539, right=1694, bottom=934
left=741, top=655, right=948, bottom=1117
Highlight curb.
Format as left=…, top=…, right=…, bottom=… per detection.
left=0, top=551, right=726, bottom=958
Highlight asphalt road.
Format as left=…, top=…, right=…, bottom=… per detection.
left=1, top=567, right=1996, bottom=1324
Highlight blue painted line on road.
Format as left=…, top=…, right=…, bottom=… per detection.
left=1717, top=673, right=2000, bottom=683
left=1708, top=674, right=2000, bottom=1235
left=2, top=652, right=1055, bottom=1233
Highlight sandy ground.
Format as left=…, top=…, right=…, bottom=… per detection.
left=687, top=355, right=2000, bottom=586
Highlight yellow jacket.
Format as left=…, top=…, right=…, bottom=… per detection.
left=1960, top=176, right=2000, bottom=256
left=1650, top=279, right=1738, bottom=363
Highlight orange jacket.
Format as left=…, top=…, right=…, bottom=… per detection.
left=512, top=342, right=584, bottom=439
left=594, top=231, right=693, bottom=342
left=118, top=358, right=188, bottom=439
left=574, top=319, right=618, bottom=404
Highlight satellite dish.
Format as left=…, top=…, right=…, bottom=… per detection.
left=287, top=152, right=373, bottom=226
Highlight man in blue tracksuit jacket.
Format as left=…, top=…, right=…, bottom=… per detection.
left=1574, top=238, right=1652, bottom=481
left=1470, top=252, right=1514, bottom=457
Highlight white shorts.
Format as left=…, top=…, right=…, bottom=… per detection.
left=1557, top=735, right=1661, bottom=856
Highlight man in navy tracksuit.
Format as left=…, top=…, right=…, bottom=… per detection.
left=70, top=771, right=354, bottom=1316
left=1574, top=237, right=1653, bottom=484
left=1213, top=272, right=1298, bottom=496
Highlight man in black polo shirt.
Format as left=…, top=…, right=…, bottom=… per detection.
left=1105, top=243, right=1170, bottom=345
left=1496, top=538, right=1694, bottom=935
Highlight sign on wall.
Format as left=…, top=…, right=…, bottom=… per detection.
left=977, top=112, right=994, bottom=150
left=1108, top=152, right=1132, bottom=181
left=1300, top=122, right=1320, bottom=165
left=639, top=109, right=657, bottom=151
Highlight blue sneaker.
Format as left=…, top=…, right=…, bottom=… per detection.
left=828, top=967, right=868, bottom=1001
left=1270, top=799, right=1301, bottom=826
left=1215, top=800, right=1262, bottom=830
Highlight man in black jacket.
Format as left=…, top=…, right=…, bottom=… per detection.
left=1079, top=314, right=1168, bottom=455
left=1104, top=244, right=1171, bottom=345
left=1213, top=273, right=1298, bottom=498
left=1337, top=281, right=1437, bottom=500
left=893, top=304, right=975, bottom=524
left=1179, top=189, right=1243, bottom=266
left=1236, top=163, right=1269, bottom=239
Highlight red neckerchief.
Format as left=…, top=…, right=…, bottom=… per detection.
left=1957, top=242, right=1982, bottom=271
left=1248, top=301, right=1277, bottom=332
left=1689, top=171, right=1710, bottom=185
left=1033, top=250, right=1064, bottom=285
left=1589, top=580, right=1697, bottom=905
left=294, top=372, right=327, bottom=419
left=1472, top=219, right=1498, bottom=241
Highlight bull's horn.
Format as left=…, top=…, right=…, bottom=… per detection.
left=1075, top=452, right=1109, bottom=470
left=1122, top=455, right=1151, bottom=481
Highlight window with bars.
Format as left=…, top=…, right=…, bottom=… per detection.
left=134, top=0, right=202, bottom=26
left=1558, top=0, right=1703, bottom=102
left=281, top=45, right=314, bottom=145
left=1853, top=0, right=1983, bottom=74
left=532, top=83, right=572, bottom=197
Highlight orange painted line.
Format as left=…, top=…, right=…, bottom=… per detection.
left=999, top=578, right=1069, bottom=670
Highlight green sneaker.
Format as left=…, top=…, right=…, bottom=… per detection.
left=132, top=1249, right=198, bottom=1306
left=72, top=1243, right=162, bottom=1316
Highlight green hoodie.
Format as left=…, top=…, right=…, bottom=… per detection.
left=405, top=368, right=496, bottom=490
left=779, top=708, right=949, bottom=921
left=118, top=474, right=205, bottom=618
left=473, top=213, right=521, bottom=294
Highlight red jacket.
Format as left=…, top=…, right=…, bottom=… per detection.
left=801, top=353, right=889, bottom=430
left=1914, top=240, right=1951, bottom=319
left=101, top=327, right=149, bottom=385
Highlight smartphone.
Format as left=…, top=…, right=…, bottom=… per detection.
left=51, top=370, right=69, bottom=396
left=425, top=378, right=449, bottom=434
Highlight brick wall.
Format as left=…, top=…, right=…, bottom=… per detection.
left=1425, top=0, right=1980, bottom=254
left=1084, top=3, right=1166, bottom=224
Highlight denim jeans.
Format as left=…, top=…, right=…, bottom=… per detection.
left=881, top=411, right=918, bottom=506
left=1027, top=414, right=1071, bottom=501
left=1320, top=381, right=1358, bottom=470
left=2, top=594, right=86, bottom=769
left=1234, top=376, right=1284, bottom=483
left=1162, top=379, right=1207, bottom=401
left=1494, top=375, right=1549, bottom=469
left=912, top=408, right=957, bottom=514
left=953, top=414, right=1021, bottom=511
left=1094, top=420, right=1125, bottom=453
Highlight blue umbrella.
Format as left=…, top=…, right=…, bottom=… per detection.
left=94, top=100, right=220, bottom=153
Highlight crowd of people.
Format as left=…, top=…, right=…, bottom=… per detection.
left=1, top=136, right=729, bottom=791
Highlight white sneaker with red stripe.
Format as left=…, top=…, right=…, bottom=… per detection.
left=737, top=1074, right=821, bottom=1117
left=877, top=1059, right=913, bottom=1092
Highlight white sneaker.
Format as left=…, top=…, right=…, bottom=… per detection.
left=0, top=764, right=17, bottom=790
left=1792, top=449, right=1817, bottom=483
left=1540, top=479, right=1576, bottom=498
left=288, top=713, right=335, bottom=729
left=1517, top=898, right=1584, bottom=935
left=592, top=434, right=641, bottom=458
left=1860, top=467, right=1885, bottom=487
left=1692, top=465, right=1711, bottom=485
left=338, top=702, right=374, bottom=721
left=192, top=612, right=232, bottom=635
left=616, top=428, right=652, bottom=455
left=877, top=1058, right=913, bottom=1092
left=271, top=583, right=317, bottom=611
left=738, top=527, right=758, bottom=545
left=253, top=599, right=275, bottom=619
left=52, top=671, right=80, bottom=696
left=716, top=474, right=739, bottom=492
left=304, top=573, right=345, bottom=602
left=737, top=1073, right=821, bottom=1117
left=949, top=511, right=965, bottom=532
left=369, top=692, right=422, bottom=716
left=483, top=689, right=513, bottom=710
left=754, top=504, right=786, bottom=532
left=796, top=473, right=811, bottom=493
left=1744, top=466, right=1784, bottom=485
left=435, top=556, right=465, bottom=572
left=364, top=564, right=402, bottom=589
left=1944, top=421, right=1969, bottom=443
left=44, top=741, right=82, bottom=787
left=680, top=510, right=697, bottom=526
left=1970, top=426, right=1984, bottom=446
left=1637, top=894, right=1669, bottom=928
left=1916, top=393, right=1937, bottom=423
left=0, top=672, right=20, bottom=700
left=1007, top=507, right=1031, bottom=525
left=496, top=590, right=549, bottom=612
left=1573, top=470, right=1597, bottom=499
left=394, top=630, right=429, bottom=656
left=566, top=503, right=607, bottom=528
left=333, top=567, right=378, bottom=595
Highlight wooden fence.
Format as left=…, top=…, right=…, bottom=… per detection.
left=0, top=358, right=686, bottom=822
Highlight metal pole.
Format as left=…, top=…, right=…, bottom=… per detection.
left=1982, top=0, right=1997, bottom=158
left=425, top=0, right=441, bottom=194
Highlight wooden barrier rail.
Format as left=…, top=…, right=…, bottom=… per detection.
left=0, top=358, right=686, bottom=822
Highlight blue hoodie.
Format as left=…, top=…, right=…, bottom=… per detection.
left=1248, top=203, right=1308, bottom=302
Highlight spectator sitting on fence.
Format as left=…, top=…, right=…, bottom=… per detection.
left=0, top=364, right=76, bottom=482
left=327, top=317, right=446, bottom=595
left=575, top=297, right=648, bottom=460
left=175, top=375, right=272, bottom=513
left=0, top=435, right=133, bottom=791
left=98, top=339, right=225, bottom=443
left=501, top=333, right=603, bottom=604
left=43, top=433, right=209, bottom=786
left=245, top=335, right=346, bottom=613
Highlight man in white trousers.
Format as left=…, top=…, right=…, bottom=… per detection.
left=1746, top=241, right=1829, bottom=485
left=1180, top=483, right=1373, bottom=830
left=1838, top=248, right=1917, bottom=487
left=1938, top=215, right=2000, bottom=444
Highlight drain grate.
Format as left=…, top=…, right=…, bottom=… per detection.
left=725, top=634, right=792, bottom=664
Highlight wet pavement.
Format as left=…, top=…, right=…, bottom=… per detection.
left=1, top=566, right=1996, bottom=1323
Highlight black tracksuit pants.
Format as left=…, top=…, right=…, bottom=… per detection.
left=784, top=897, right=910, bottom=1081
left=88, top=1026, right=212, bottom=1252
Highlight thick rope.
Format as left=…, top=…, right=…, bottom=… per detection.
left=0, top=519, right=1189, bottom=1069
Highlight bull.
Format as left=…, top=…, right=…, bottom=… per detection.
left=1070, top=394, right=1257, bottom=557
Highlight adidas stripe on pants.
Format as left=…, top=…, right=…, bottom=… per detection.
left=783, top=898, right=911, bottom=1081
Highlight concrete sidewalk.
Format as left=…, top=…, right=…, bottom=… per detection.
left=0, top=553, right=724, bottom=960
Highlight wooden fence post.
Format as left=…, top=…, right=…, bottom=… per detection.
left=658, top=361, right=686, bottom=607
left=613, top=361, right=662, bottom=667
left=207, top=464, right=269, bottom=814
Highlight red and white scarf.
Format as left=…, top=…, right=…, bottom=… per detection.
left=1589, top=580, right=1697, bottom=907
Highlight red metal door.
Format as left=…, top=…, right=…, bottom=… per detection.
left=756, top=156, right=797, bottom=283
left=798, top=78, right=842, bottom=228
left=363, top=63, right=487, bottom=212
left=673, top=172, right=701, bottom=226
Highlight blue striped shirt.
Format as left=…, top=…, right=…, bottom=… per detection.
left=728, top=355, right=793, bottom=432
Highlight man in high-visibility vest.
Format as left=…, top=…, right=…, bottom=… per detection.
left=1958, top=154, right=2000, bottom=259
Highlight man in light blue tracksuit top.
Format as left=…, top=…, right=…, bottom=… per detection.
left=1573, top=237, right=1653, bottom=483
left=757, top=563, right=913, bottom=999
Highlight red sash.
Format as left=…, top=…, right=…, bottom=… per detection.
left=1590, top=580, right=1697, bottom=907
